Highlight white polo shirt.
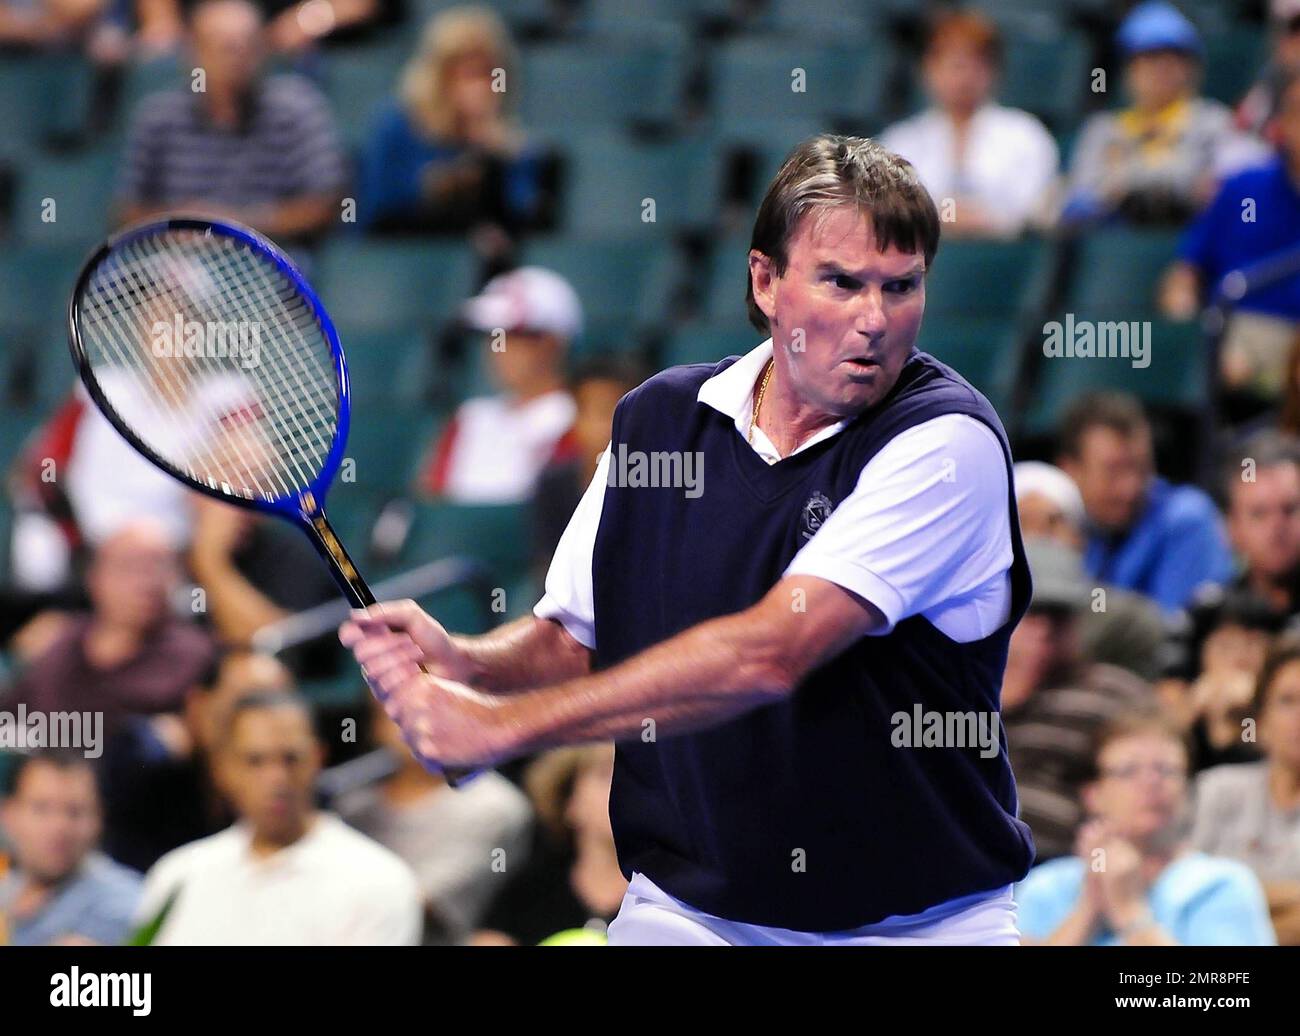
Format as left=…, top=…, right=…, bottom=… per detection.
left=879, top=103, right=1059, bottom=235
left=534, top=339, right=1013, bottom=647
left=135, top=813, right=422, bottom=945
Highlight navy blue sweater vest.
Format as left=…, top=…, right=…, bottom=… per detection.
left=592, top=349, right=1036, bottom=931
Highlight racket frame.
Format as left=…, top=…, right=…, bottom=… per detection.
left=67, top=216, right=374, bottom=608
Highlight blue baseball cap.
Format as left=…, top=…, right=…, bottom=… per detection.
left=1117, top=1, right=1202, bottom=58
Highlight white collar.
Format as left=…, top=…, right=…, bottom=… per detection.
left=696, top=338, right=848, bottom=465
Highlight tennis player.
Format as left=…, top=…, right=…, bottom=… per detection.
left=340, top=134, right=1036, bottom=945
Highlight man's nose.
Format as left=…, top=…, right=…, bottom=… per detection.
left=854, top=288, right=887, bottom=335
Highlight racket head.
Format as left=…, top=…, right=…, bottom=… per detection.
left=67, top=216, right=353, bottom=524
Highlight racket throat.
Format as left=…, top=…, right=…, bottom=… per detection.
left=300, top=495, right=375, bottom=609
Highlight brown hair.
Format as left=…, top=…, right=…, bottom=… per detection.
left=926, top=10, right=1003, bottom=65
left=1058, top=391, right=1150, bottom=459
left=1086, top=708, right=1190, bottom=782
left=745, top=134, right=940, bottom=333
left=1252, top=632, right=1300, bottom=717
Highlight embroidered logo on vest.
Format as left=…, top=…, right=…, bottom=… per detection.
left=800, top=491, right=834, bottom=540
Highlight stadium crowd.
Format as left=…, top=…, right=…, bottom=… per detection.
left=1, top=0, right=1300, bottom=946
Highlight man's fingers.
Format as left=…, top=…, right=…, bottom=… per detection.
left=351, top=630, right=420, bottom=667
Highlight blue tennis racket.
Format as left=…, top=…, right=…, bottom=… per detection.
left=67, top=216, right=473, bottom=783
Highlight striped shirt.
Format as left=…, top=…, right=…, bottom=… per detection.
left=116, top=75, right=349, bottom=212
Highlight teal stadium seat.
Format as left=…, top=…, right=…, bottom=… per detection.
left=334, top=326, right=437, bottom=406
left=1201, top=25, right=1267, bottom=107
left=559, top=134, right=723, bottom=237
left=399, top=500, right=533, bottom=593
left=924, top=237, right=1052, bottom=324
left=1066, top=228, right=1182, bottom=320
left=661, top=323, right=763, bottom=368
left=323, top=35, right=412, bottom=150
left=519, top=237, right=680, bottom=331
left=1024, top=318, right=1208, bottom=436
left=342, top=401, right=440, bottom=497
left=518, top=35, right=688, bottom=142
left=0, top=244, right=86, bottom=340
left=13, top=149, right=117, bottom=245
left=709, top=39, right=894, bottom=146
left=0, top=53, right=95, bottom=160
left=315, top=238, right=478, bottom=331
left=915, top=315, right=1025, bottom=414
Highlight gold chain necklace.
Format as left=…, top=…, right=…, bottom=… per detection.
left=748, top=357, right=774, bottom=446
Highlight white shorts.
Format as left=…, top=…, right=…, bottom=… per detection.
left=607, top=872, right=1021, bottom=946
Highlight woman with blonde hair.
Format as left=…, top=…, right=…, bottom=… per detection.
left=358, top=4, right=543, bottom=236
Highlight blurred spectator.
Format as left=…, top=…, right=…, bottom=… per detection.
left=879, top=10, right=1058, bottom=238
left=188, top=496, right=343, bottom=678
left=358, top=5, right=544, bottom=244
left=1277, top=329, right=1300, bottom=436
left=0, top=0, right=109, bottom=52
left=417, top=267, right=579, bottom=504
left=1234, top=0, right=1300, bottom=139
left=1014, top=460, right=1169, bottom=681
left=1062, top=1, right=1266, bottom=226
left=1192, top=634, right=1300, bottom=944
left=0, top=751, right=141, bottom=945
left=100, top=649, right=292, bottom=872
left=1057, top=392, right=1233, bottom=614
left=531, top=355, right=645, bottom=586
left=1163, top=590, right=1276, bottom=771
left=1002, top=538, right=1153, bottom=862
left=474, top=744, right=625, bottom=946
left=1220, top=431, right=1300, bottom=620
left=334, top=696, right=531, bottom=944
left=114, top=0, right=348, bottom=243
left=1015, top=710, right=1276, bottom=945
left=1160, top=67, right=1300, bottom=403
left=134, top=691, right=420, bottom=944
left=133, top=0, right=386, bottom=57
left=0, top=521, right=216, bottom=741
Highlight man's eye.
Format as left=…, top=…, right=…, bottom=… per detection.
left=885, top=279, right=918, bottom=294
left=826, top=274, right=859, bottom=289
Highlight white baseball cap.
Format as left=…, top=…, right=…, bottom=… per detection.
left=462, top=266, right=583, bottom=340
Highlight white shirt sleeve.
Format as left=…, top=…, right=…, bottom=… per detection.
left=532, top=445, right=610, bottom=650
left=784, top=414, right=1013, bottom=642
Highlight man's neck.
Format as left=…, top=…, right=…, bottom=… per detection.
left=248, top=811, right=317, bottom=858
left=755, top=361, right=844, bottom=459
left=83, top=619, right=146, bottom=670
left=509, top=379, right=564, bottom=407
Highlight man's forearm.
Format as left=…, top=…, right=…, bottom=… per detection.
left=451, top=615, right=592, bottom=694
left=493, top=609, right=792, bottom=754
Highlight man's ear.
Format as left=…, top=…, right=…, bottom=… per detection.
left=749, top=250, right=778, bottom=328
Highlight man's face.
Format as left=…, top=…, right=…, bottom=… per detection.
left=1088, top=734, right=1189, bottom=842
left=1, top=763, right=101, bottom=884
left=189, top=652, right=293, bottom=754
left=923, top=44, right=995, bottom=114
left=1017, top=491, right=1083, bottom=549
left=1062, top=426, right=1153, bottom=533
left=191, top=1, right=264, bottom=96
left=1004, top=608, right=1077, bottom=708
left=1228, top=462, right=1300, bottom=581
left=1261, top=658, right=1300, bottom=770
left=86, top=526, right=180, bottom=632
left=1125, top=50, right=1196, bottom=110
left=488, top=329, right=564, bottom=398
left=218, top=707, right=321, bottom=845
left=750, top=206, right=927, bottom=421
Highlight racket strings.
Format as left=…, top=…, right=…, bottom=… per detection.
left=77, top=228, right=341, bottom=503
